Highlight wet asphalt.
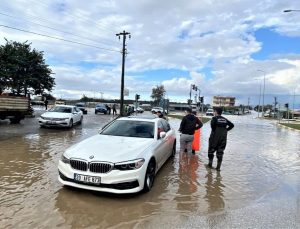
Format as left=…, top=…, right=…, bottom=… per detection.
left=0, top=109, right=299, bottom=228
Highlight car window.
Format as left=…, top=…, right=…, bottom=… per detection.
left=49, top=106, right=72, bottom=113
left=101, top=120, right=154, bottom=138
left=75, top=107, right=80, bottom=112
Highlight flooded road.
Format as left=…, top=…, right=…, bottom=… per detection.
left=0, top=111, right=300, bottom=228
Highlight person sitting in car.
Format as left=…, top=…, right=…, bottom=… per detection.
left=156, top=111, right=166, bottom=119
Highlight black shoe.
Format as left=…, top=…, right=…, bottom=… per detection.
left=206, top=159, right=213, bottom=168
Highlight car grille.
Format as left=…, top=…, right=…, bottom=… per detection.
left=43, top=117, right=65, bottom=121
left=90, top=162, right=112, bottom=173
left=70, top=159, right=113, bottom=173
left=70, top=159, right=88, bottom=171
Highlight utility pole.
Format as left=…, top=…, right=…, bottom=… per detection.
left=247, top=97, right=250, bottom=109
left=116, top=30, right=131, bottom=116
left=274, top=96, right=277, bottom=118
left=292, top=90, right=296, bottom=119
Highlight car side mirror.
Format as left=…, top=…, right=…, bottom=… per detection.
left=159, top=132, right=166, bottom=139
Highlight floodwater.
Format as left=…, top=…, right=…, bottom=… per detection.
left=0, top=111, right=300, bottom=228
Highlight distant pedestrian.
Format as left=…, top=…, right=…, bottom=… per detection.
left=105, top=104, right=111, bottom=115
left=124, top=104, right=129, bottom=116
left=179, top=107, right=202, bottom=154
left=112, top=104, right=117, bottom=115
left=44, top=99, right=48, bottom=110
left=207, top=107, right=234, bottom=171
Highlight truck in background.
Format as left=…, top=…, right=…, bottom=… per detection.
left=0, top=95, right=31, bottom=123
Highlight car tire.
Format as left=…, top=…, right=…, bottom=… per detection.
left=95, top=111, right=98, bottom=114
left=69, top=119, right=73, bottom=128
left=143, top=160, right=156, bottom=192
left=78, top=116, right=83, bottom=125
left=170, top=141, right=176, bottom=158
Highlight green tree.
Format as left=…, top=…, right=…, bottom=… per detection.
left=0, top=39, right=55, bottom=96
left=151, top=85, right=166, bottom=105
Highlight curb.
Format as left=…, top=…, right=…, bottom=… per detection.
left=277, top=123, right=300, bottom=132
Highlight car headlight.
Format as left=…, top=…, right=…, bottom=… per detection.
left=61, top=154, right=70, bottom=164
left=40, top=116, right=45, bottom=120
left=114, top=158, right=145, bottom=170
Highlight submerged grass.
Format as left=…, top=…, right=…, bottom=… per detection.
left=280, top=123, right=300, bottom=131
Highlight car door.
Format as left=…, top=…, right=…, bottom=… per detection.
left=73, top=107, right=81, bottom=122
left=153, top=119, right=171, bottom=170
left=159, top=119, right=174, bottom=163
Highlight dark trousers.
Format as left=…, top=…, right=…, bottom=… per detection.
left=208, top=132, right=227, bottom=160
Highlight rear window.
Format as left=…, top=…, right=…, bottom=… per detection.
left=101, top=120, right=154, bottom=138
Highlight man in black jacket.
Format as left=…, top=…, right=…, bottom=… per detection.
left=208, top=107, right=234, bottom=171
left=179, top=108, right=203, bottom=153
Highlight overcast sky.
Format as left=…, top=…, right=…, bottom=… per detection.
left=1, top=0, right=300, bottom=105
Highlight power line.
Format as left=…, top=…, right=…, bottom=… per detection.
left=0, top=24, right=121, bottom=53
left=0, top=11, right=119, bottom=48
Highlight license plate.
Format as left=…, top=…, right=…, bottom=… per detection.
left=74, top=173, right=101, bottom=184
left=47, top=121, right=56, bottom=124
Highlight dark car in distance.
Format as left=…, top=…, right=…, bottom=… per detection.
left=75, top=103, right=88, bottom=114
left=95, top=104, right=107, bottom=114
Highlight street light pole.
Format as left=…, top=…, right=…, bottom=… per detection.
left=257, top=69, right=266, bottom=118
left=258, top=82, right=261, bottom=118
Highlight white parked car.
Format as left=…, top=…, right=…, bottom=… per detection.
left=206, top=108, right=214, bottom=116
left=134, top=107, right=144, bottom=113
left=151, top=107, right=167, bottom=114
left=58, top=116, right=176, bottom=194
left=39, top=105, right=83, bottom=128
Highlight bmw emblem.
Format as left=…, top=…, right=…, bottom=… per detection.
left=89, top=155, right=94, bottom=159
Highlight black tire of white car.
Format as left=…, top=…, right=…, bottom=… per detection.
left=69, top=119, right=73, bottom=128
left=143, top=161, right=155, bottom=192
left=171, top=141, right=176, bottom=157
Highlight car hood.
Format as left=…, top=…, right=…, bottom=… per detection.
left=41, top=112, right=71, bottom=118
left=64, top=134, right=154, bottom=163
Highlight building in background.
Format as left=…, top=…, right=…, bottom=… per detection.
left=213, top=96, right=235, bottom=107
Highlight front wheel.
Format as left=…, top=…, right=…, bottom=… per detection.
left=170, top=141, right=176, bottom=158
left=78, top=116, right=83, bottom=125
left=143, top=161, right=156, bottom=192
left=68, top=119, right=73, bottom=128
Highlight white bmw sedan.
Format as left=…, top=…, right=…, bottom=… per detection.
left=58, top=116, right=176, bottom=194
left=39, top=105, right=83, bottom=128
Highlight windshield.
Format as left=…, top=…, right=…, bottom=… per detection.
left=49, top=106, right=72, bottom=113
left=101, top=120, right=154, bottom=138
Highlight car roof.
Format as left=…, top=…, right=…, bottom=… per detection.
left=118, top=115, right=158, bottom=122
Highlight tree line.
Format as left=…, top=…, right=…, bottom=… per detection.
left=0, top=39, right=55, bottom=96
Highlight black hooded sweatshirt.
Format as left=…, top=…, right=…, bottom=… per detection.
left=179, top=114, right=203, bottom=135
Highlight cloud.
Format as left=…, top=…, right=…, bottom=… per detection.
left=1, top=0, right=300, bottom=103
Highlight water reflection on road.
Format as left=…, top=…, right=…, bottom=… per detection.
left=0, top=112, right=299, bottom=228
